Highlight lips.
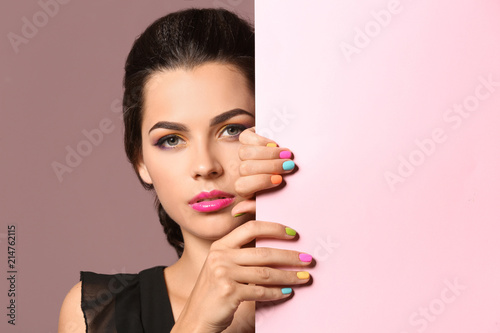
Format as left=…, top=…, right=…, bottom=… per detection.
left=189, top=190, right=235, bottom=213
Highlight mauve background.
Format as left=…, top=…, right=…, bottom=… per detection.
left=0, top=0, right=254, bottom=331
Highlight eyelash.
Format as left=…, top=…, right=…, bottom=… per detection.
left=154, top=134, right=186, bottom=150
left=220, top=124, right=247, bottom=138
left=154, top=124, right=247, bottom=150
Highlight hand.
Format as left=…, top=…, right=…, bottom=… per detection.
left=171, top=220, right=312, bottom=333
left=231, top=127, right=295, bottom=217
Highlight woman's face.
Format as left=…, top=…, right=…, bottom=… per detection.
left=138, top=62, right=255, bottom=242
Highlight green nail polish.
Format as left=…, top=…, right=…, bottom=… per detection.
left=285, top=227, right=296, bottom=236
left=234, top=213, right=246, bottom=217
left=281, top=287, right=292, bottom=295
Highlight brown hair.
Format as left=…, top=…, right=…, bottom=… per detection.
left=122, top=8, right=254, bottom=257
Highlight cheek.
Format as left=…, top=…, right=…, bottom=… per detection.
left=148, top=155, right=186, bottom=211
left=143, top=148, right=184, bottom=187
left=155, top=164, right=183, bottom=186
left=221, top=144, right=242, bottom=180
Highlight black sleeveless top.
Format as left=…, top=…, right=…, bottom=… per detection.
left=80, top=266, right=175, bottom=332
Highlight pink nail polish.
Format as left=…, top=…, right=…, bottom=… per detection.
left=299, top=253, right=312, bottom=262
left=279, top=151, right=292, bottom=159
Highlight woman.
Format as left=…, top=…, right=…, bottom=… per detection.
left=58, top=7, right=312, bottom=332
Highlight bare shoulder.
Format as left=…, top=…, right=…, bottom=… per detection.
left=58, top=281, right=86, bottom=333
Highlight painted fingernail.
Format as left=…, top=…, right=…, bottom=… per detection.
left=266, top=143, right=277, bottom=147
left=281, top=287, right=292, bottom=295
left=234, top=213, right=246, bottom=217
left=279, top=150, right=292, bottom=159
left=297, top=271, right=310, bottom=279
left=271, top=175, right=282, bottom=184
left=285, top=227, right=296, bottom=236
left=299, top=253, right=312, bottom=262
left=282, top=160, right=295, bottom=171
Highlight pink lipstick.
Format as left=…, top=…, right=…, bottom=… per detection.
left=189, top=190, right=235, bottom=213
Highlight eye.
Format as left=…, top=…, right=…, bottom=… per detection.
left=220, top=124, right=247, bottom=138
left=154, top=135, right=186, bottom=150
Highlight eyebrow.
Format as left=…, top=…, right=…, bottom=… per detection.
left=210, top=108, right=254, bottom=126
left=148, top=108, right=254, bottom=134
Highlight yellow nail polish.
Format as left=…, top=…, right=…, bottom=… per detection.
left=234, top=213, right=246, bottom=217
left=266, top=143, right=277, bottom=147
left=297, top=271, right=310, bottom=279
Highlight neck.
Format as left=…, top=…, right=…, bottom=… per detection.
left=165, top=220, right=255, bottom=299
left=178, top=232, right=213, bottom=275
left=166, top=229, right=214, bottom=298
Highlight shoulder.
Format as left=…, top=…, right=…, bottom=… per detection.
left=58, top=281, right=86, bottom=333
left=57, top=267, right=166, bottom=333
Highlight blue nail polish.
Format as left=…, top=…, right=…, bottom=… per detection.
left=281, top=287, right=292, bottom=295
left=282, top=160, right=295, bottom=171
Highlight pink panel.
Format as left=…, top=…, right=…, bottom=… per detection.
left=256, top=0, right=500, bottom=332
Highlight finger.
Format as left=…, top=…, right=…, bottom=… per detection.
left=240, top=159, right=295, bottom=177
left=239, top=127, right=276, bottom=146
left=239, top=145, right=293, bottom=161
left=229, top=248, right=313, bottom=267
left=232, top=266, right=311, bottom=286
left=237, top=284, right=293, bottom=302
left=231, top=199, right=256, bottom=217
left=213, top=220, right=297, bottom=249
left=235, top=174, right=283, bottom=198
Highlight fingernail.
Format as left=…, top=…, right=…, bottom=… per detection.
left=279, top=150, right=292, bottom=159
left=282, top=160, right=295, bottom=171
left=281, top=287, right=292, bottom=295
left=299, top=253, right=312, bottom=262
left=234, top=213, right=246, bottom=217
left=297, top=271, right=310, bottom=279
left=266, top=143, right=277, bottom=147
left=271, top=175, right=282, bottom=184
left=285, top=227, right=296, bottom=236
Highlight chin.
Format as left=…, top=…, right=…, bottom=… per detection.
left=190, top=213, right=245, bottom=240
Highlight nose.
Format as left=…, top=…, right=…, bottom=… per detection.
left=190, top=142, right=223, bottom=179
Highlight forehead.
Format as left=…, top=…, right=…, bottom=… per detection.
left=142, top=62, right=254, bottom=127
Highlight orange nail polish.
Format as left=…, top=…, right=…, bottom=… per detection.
left=271, top=175, right=282, bottom=184
left=266, top=143, right=277, bottom=147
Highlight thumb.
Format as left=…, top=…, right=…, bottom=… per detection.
left=231, top=199, right=256, bottom=217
